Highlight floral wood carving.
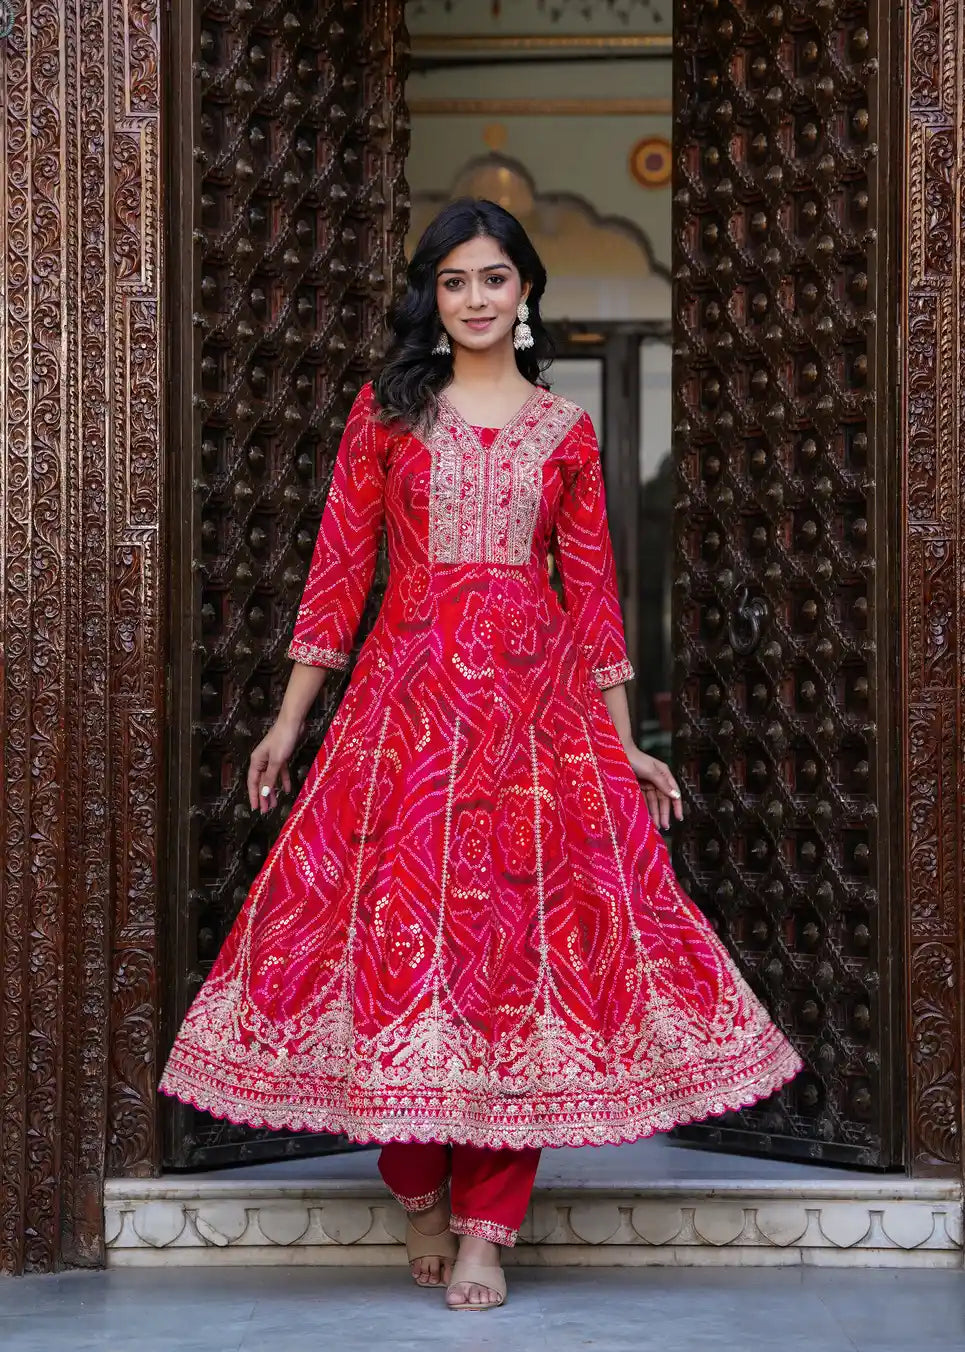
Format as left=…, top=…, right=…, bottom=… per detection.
left=0, top=0, right=161, bottom=1274
left=902, top=0, right=965, bottom=1176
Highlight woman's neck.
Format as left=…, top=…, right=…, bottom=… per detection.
left=449, top=341, right=531, bottom=393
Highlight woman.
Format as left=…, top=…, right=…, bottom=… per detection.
left=160, top=199, right=802, bottom=1311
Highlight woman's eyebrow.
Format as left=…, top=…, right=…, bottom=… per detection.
left=436, top=263, right=512, bottom=276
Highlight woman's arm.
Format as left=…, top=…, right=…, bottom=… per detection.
left=286, top=385, right=386, bottom=672
left=601, top=681, right=634, bottom=748
left=551, top=413, right=682, bottom=832
left=602, top=682, right=682, bottom=831
left=278, top=662, right=328, bottom=731
left=248, top=385, right=386, bottom=814
left=247, top=663, right=329, bottom=814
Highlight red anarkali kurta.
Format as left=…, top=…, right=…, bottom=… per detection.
left=159, top=382, right=802, bottom=1147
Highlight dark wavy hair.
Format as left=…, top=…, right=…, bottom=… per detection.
left=372, top=198, right=554, bottom=430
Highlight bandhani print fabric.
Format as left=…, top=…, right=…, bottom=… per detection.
left=159, top=382, right=803, bottom=1147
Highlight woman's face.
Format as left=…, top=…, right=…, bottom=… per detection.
left=435, top=234, right=531, bottom=354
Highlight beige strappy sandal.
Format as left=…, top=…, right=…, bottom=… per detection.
left=446, top=1259, right=507, bottom=1311
left=405, top=1217, right=458, bottom=1286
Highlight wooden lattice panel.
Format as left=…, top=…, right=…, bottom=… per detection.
left=164, top=0, right=409, bottom=1167
left=671, top=0, right=898, bottom=1165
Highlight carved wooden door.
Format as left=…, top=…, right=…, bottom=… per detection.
left=671, top=0, right=900, bottom=1165
left=162, top=0, right=408, bottom=1167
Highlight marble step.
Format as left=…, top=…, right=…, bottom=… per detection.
left=105, top=1140, right=963, bottom=1269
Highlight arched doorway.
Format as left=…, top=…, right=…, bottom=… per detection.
left=161, top=0, right=907, bottom=1172
left=1, top=0, right=963, bottom=1273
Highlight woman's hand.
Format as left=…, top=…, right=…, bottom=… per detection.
left=247, top=717, right=304, bottom=814
left=622, top=744, right=683, bottom=831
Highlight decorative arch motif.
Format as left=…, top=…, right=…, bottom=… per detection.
left=409, top=154, right=670, bottom=320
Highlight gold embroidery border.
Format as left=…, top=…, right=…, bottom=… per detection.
left=287, top=639, right=351, bottom=670
left=594, top=656, right=635, bottom=689
left=158, top=1024, right=804, bottom=1151
left=450, top=1214, right=521, bottom=1248
left=426, top=390, right=583, bottom=565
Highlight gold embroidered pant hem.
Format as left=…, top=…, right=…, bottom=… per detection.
left=378, top=1141, right=541, bottom=1247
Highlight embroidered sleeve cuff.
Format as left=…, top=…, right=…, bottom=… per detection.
left=287, top=640, right=351, bottom=670
left=593, top=657, right=635, bottom=689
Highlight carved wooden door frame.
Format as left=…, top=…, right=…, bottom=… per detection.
left=0, top=0, right=164, bottom=1273
left=0, top=0, right=962, bottom=1274
left=901, top=1, right=965, bottom=1177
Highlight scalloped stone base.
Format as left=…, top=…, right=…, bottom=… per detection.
left=105, top=1146, right=963, bottom=1268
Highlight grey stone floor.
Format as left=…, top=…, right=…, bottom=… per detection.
left=1, top=1265, right=963, bottom=1352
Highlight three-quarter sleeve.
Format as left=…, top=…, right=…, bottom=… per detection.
left=552, top=412, right=634, bottom=690
left=287, top=383, right=386, bottom=670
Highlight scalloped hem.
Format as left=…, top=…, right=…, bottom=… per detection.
left=157, top=1048, right=803, bottom=1152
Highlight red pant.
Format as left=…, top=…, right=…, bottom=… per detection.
left=379, top=1142, right=540, bottom=1248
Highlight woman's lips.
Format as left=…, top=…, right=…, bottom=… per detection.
left=463, top=317, right=495, bottom=331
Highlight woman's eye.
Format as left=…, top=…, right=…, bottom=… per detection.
left=486, top=275, right=506, bottom=285
left=443, top=278, right=462, bottom=290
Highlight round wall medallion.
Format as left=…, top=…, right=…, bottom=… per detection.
left=630, top=136, right=672, bottom=189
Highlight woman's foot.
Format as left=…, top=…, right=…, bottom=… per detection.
left=446, top=1235, right=505, bottom=1310
left=407, top=1198, right=455, bottom=1286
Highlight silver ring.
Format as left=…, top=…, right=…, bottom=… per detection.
left=260, top=784, right=271, bottom=799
